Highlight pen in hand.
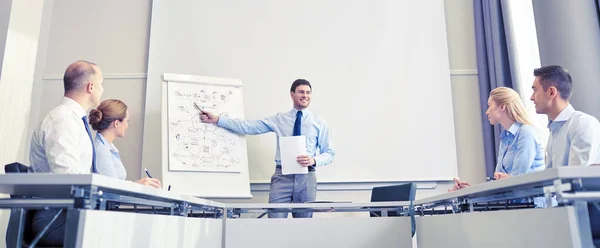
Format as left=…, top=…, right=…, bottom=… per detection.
left=193, top=102, right=204, bottom=114
left=486, top=177, right=496, bottom=181
left=145, top=168, right=171, bottom=191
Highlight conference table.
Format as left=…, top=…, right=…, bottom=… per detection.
left=1, top=167, right=599, bottom=248
left=414, top=166, right=600, bottom=248
left=0, top=174, right=412, bottom=248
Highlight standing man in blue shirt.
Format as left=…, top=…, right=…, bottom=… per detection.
left=200, top=79, right=335, bottom=218
left=529, top=65, right=600, bottom=168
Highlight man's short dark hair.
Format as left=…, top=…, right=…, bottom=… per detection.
left=533, top=65, right=572, bottom=100
left=290, top=79, right=312, bottom=92
left=63, top=60, right=98, bottom=93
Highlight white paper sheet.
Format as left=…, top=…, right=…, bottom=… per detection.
left=279, top=136, right=308, bottom=175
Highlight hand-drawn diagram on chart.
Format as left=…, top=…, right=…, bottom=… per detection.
left=167, top=80, right=246, bottom=173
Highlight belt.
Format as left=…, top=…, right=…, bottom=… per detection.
left=276, top=164, right=315, bottom=171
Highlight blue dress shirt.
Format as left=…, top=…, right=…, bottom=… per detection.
left=94, top=133, right=127, bottom=180
left=495, top=122, right=546, bottom=207
left=217, top=108, right=335, bottom=167
left=495, top=122, right=545, bottom=176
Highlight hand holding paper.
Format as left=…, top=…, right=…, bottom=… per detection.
left=296, top=155, right=315, bottom=167
left=279, top=136, right=308, bottom=175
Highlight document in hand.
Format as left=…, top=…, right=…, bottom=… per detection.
left=279, top=136, right=308, bottom=175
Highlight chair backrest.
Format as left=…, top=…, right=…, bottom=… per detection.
left=588, top=202, right=600, bottom=242
left=370, top=183, right=416, bottom=217
left=4, top=162, right=35, bottom=247
left=581, top=178, right=600, bottom=243
left=370, top=183, right=417, bottom=204
left=370, top=183, right=417, bottom=237
left=5, top=162, right=31, bottom=173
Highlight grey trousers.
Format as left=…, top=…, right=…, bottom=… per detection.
left=268, top=168, right=317, bottom=218
left=31, top=209, right=66, bottom=247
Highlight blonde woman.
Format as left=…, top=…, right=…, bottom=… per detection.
left=451, top=87, right=544, bottom=191
left=89, top=99, right=161, bottom=188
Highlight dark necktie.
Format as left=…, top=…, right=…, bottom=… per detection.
left=293, top=111, right=303, bottom=136
left=82, top=116, right=98, bottom=173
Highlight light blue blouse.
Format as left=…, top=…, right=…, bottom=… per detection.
left=495, top=122, right=545, bottom=176
left=94, top=133, right=127, bottom=180
left=495, top=122, right=545, bottom=207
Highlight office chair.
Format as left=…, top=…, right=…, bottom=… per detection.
left=579, top=178, right=600, bottom=247
left=4, top=162, right=58, bottom=248
left=588, top=202, right=600, bottom=248
left=369, top=183, right=417, bottom=237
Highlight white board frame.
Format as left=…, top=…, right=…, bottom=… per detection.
left=143, top=0, right=458, bottom=188
left=164, top=74, right=246, bottom=173
left=160, top=73, right=252, bottom=198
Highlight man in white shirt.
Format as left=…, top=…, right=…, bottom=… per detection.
left=30, top=61, right=104, bottom=174
left=529, top=65, right=600, bottom=168
left=29, top=60, right=105, bottom=246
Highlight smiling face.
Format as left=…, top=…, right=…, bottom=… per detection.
left=291, top=85, right=311, bottom=110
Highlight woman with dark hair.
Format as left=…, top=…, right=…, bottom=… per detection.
left=89, top=99, right=161, bottom=188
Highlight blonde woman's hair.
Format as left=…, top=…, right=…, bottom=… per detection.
left=490, top=87, right=533, bottom=126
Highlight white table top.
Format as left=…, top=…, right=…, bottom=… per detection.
left=225, top=201, right=411, bottom=209
left=5, top=167, right=598, bottom=210
left=0, top=173, right=225, bottom=208
left=415, top=166, right=600, bottom=206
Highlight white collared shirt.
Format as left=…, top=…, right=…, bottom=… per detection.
left=29, top=97, right=93, bottom=173
left=546, top=104, right=600, bottom=168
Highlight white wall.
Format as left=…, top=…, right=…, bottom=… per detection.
left=14, top=0, right=483, bottom=221
left=0, top=0, right=12, bottom=76
left=0, top=0, right=47, bottom=169
left=0, top=1, right=52, bottom=247
left=36, top=0, right=152, bottom=181
left=0, top=1, right=13, bottom=245
left=444, top=0, right=485, bottom=186
left=147, top=0, right=459, bottom=191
